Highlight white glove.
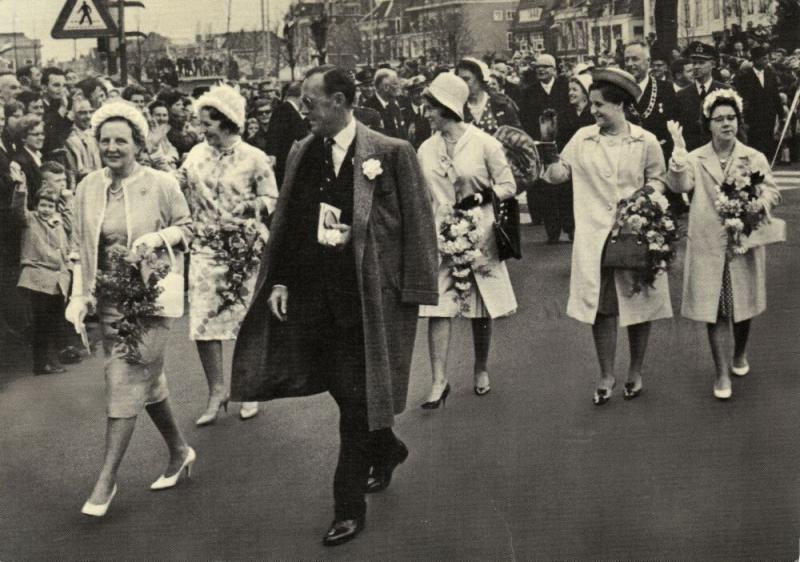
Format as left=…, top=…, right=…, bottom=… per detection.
left=131, top=232, right=164, bottom=253
left=65, top=296, right=90, bottom=334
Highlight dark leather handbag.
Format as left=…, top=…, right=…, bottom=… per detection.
left=602, top=233, right=648, bottom=270
left=492, top=192, right=522, bottom=261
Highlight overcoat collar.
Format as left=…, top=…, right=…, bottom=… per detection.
left=696, top=140, right=751, bottom=185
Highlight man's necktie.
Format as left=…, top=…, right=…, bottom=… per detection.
left=699, top=84, right=707, bottom=99
left=324, top=137, right=336, bottom=183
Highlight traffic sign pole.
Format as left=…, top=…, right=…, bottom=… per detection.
left=117, top=0, right=127, bottom=85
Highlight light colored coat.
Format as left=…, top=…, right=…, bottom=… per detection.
left=544, top=124, right=673, bottom=327
left=231, top=122, right=439, bottom=431
left=71, top=164, right=193, bottom=301
left=666, top=141, right=781, bottom=323
left=416, top=125, right=517, bottom=318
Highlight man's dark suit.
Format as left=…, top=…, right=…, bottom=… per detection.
left=734, top=66, right=783, bottom=159
left=676, top=80, right=728, bottom=151
left=402, top=103, right=431, bottom=149
left=361, top=94, right=406, bottom=139
left=42, top=100, right=73, bottom=159
left=517, top=75, right=571, bottom=140
left=264, top=100, right=307, bottom=187
left=636, top=75, right=686, bottom=213
left=0, top=143, right=28, bottom=339
left=14, top=148, right=42, bottom=207
left=231, top=121, right=438, bottom=530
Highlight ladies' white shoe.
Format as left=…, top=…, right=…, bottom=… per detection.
left=150, top=447, right=196, bottom=491
left=239, top=402, right=259, bottom=420
left=731, top=361, right=750, bottom=377
left=713, top=385, right=732, bottom=400
left=81, top=484, right=117, bottom=517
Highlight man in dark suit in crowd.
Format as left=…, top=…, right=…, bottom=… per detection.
left=361, top=68, right=407, bottom=139
left=734, top=46, right=783, bottom=159
left=676, top=42, right=728, bottom=151
left=41, top=68, right=72, bottom=158
left=231, top=65, right=438, bottom=547
left=264, top=81, right=307, bottom=187
left=402, top=75, right=431, bottom=149
left=517, top=53, right=570, bottom=140
left=625, top=41, right=686, bottom=213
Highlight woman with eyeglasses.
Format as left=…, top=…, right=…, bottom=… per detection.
left=666, top=90, right=781, bottom=400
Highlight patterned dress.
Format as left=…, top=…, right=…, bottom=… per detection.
left=179, top=140, right=278, bottom=341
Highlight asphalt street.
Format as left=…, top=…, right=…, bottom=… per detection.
left=1, top=191, right=800, bottom=561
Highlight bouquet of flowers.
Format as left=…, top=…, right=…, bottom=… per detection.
left=610, top=186, right=679, bottom=294
left=94, top=245, right=171, bottom=363
left=714, top=162, right=768, bottom=257
left=195, top=218, right=266, bottom=314
left=438, top=207, right=490, bottom=315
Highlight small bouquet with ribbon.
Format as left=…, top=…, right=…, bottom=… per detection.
left=94, top=245, right=171, bottom=363
left=713, top=162, right=769, bottom=257
left=438, top=206, right=490, bottom=315
left=607, top=186, right=679, bottom=294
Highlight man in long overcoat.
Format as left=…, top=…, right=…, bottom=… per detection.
left=733, top=46, right=782, bottom=160
left=230, top=65, right=438, bottom=546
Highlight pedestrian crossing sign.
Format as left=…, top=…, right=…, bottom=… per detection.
left=51, top=0, right=118, bottom=39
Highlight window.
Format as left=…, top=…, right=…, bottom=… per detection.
left=747, top=0, right=754, bottom=14
left=493, top=10, right=503, bottom=21
left=507, top=31, right=514, bottom=50
left=518, top=7, right=542, bottom=22
left=683, top=0, right=691, bottom=28
left=505, top=10, right=515, bottom=20
left=694, top=0, right=703, bottom=25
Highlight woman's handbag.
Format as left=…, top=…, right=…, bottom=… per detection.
left=743, top=217, right=786, bottom=250
left=154, top=233, right=185, bottom=318
left=492, top=192, right=522, bottom=261
left=602, top=233, right=649, bottom=270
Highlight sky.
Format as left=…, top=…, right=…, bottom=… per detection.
left=1, top=0, right=292, bottom=62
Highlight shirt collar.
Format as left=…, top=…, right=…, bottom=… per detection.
left=287, top=99, right=301, bottom=113
left=25, top=146, right=42, bottom=166
left=375, top=93, right=391, bottom=108
left=638, top=74, right=650, bottom=94
left=584, top=123, right=646, bottom=143
left=329, top=115, right=357, bottom=152
left=696, top=77, right=713, bottom=93
left=102, top=162, right=144, bottom=189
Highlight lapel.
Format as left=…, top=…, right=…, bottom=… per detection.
left=697, top=142, right=724, bottom=185
left=352, top=121, right=381, bottom=278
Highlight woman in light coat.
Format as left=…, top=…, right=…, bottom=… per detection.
left=417, top=72, right=517, bottom=407
left=543, top=68, right=672, bottom=405
left=666, top=89, right=781, bottom=399
left=66, top=101, right=196, bottom=517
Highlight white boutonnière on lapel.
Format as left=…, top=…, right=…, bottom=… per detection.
left=362, top=158, right=383, bottom=180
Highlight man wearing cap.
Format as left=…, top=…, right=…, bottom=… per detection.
left=402, top=75, right=431, bottom=148
left=231, top=65, right=438, bottom=547
left=733, top=45, right=782, bottom=159
left=676, top=41, right=727, bottom=151
left=264, top=81, right=308, bottom=187
left=518, top=53, right=570, bottom=140
left=362, top=68, right=407, bottom=139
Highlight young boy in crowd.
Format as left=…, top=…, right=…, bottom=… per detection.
left=11, top=160, right=73, bottom=375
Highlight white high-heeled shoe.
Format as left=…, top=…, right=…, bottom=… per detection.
left=239, top=401, right=259, bottom=420
left=81, top=484, right=117, bottom=517
left=731, top=360, right=750, bottom=377
left=150, top=447, right=196, bottom=491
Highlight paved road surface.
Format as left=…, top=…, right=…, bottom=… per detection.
left=2, top=192, right=800, bottom=561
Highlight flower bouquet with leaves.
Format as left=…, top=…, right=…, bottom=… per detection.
left=195, top=217, right=266, bottom=314
left=438, top=206, right=490, bottom=315
left=713, top=163, right=768, bottom=257
left=93, top=245, right=171, bottom=363
left=609, top=186, right=679, bottom=294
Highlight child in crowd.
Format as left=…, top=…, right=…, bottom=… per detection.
left=11, top=160, right=73, bottom=375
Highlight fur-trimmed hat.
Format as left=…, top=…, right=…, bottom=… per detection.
left=91, top=100, right=150, bottom=141
left=194, top=84, right=247, bottom=132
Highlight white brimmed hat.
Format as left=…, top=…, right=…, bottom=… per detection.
left=424, top=72, right=469, bottom=120
left=194, top=84, right=247, bottom=131
left=91, top=99, right=149, bottom=141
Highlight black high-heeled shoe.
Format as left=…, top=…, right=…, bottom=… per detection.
left=593, top=380, right=616, bottom=406
left=421, top=383, right=450, bottom=409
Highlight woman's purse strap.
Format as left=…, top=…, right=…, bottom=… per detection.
left=156, top=231, right=177, bottom=267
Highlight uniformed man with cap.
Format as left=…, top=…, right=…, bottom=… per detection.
left=402, top=75, right=431, bottom=148
left=733, top=45, right=782, bottom=159
left=676, top=41, right=728, bottom=151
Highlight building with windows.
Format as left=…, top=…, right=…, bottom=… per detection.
left=510, top=0, right=558, bottom=55
left=670, top=0, right=773, bottom=44
left=0, top=33, right=42, bottom=71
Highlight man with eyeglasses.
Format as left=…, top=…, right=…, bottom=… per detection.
left=676, top=41, right=728, bottom=151
left=246, top=97, right=273, bottom=156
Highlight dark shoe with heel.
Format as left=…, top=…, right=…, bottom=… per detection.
left=366, top=440, right=409, bottom=494
left=322, top=517, right=364, bottom=546
left=421, top=383, right=450, bottom=409
left=593, top=380, right=616, bottom=405
left=623, top=381, right=643, bottom=400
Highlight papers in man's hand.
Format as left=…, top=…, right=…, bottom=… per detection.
left=318, top=203, right=346, bottom=246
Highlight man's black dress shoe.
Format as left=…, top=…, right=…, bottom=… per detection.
left=34, top=364, right=66, bottom=375
left=322, top=517, right=364, bottom=547
left=366, top=441, right=408, bottom=494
